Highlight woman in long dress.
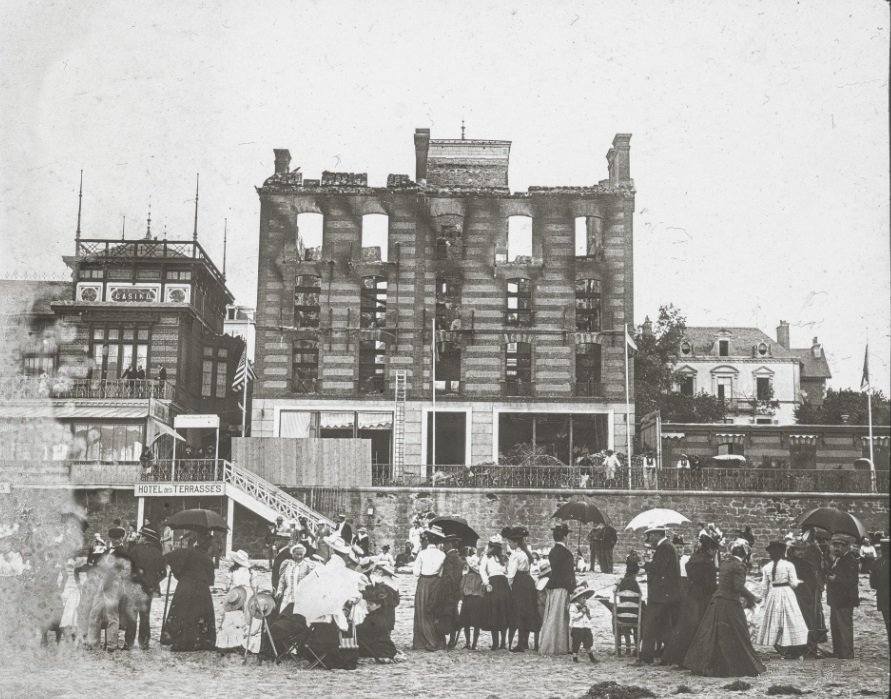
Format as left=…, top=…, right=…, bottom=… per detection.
left=756, top=540, right=810, bottom=659
left=538, top=522, right=575, bottom=656
left=503, top=526, right=540, bottom=652
left=412, top=531, right=446, bottom=650
left=160, top=533, right=216, bottom=651
left=663, top=533, right=719, bottom=665
left=683, top=539, right=765, bottom=677
left=479, top=536, right=512, bottom=650
left=216, top=550, right=253, bottom=652
left=58, top=558, right=82, bottom=641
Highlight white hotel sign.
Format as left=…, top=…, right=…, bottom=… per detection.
left=134, top=482, right=224, bottom=497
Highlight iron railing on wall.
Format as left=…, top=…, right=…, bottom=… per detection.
left=0, top=377, right=175, bottom=400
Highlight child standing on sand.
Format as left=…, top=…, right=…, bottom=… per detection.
left=568, top=583, right=599, bottom=663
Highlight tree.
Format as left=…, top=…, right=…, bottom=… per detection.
left=633, top=304, right=727, bottom=423
left=795, top=388, right=890, bottom=425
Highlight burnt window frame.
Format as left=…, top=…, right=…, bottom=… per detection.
left=292, top=339, right=319, bottom=393
left=505, top=341, right=532, bottom=384
left=358, top=339, right=387, bottom=394
left=575, top=278, right=602, bottom=332
left=506, top=277, right=533, bottom=327
left=360, top=275, right=388, bottom=329
left=294, top=274, right=322, bottom=328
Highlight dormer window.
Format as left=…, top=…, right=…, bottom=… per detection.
left=680, top=341, right=691, bottom=356
left=757, top=342, right=768, bottom=357
left=718, top=339, right=729, bottom=357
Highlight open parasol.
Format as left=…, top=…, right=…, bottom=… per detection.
left=553, top=500, right=609, bottom=548
left=798, top=507, right=867, bottom=540
left=161, top=508, right=228, bottom=532
left=624, top=508, right=690, bottom=531
left=428, top=515, right=479, bottom=546
left=293, top=566, right=364, bottom=624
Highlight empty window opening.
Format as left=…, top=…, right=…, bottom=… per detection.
left=498, top=413, right=608, bottom=466
left=507, top=216, right=533, bottom=262
left=292, top=340, right=318, bottom=393
left=718, top=339, right=729, bottom=357
left=505, top=342, right=532, bottom=384
left=294, top=275, right=321, bottom=328
left=574, top=216, right=602, bottom=258
left=435, top=277, right=462, bottom=330
left=296, top=213, right=324, bottom=261
left=679, top=375, right=695, bottom=397
left=435, top=341, right=461, bottom=394
left=575, top=343, right=602, bottom=396
left=426, top=412, right=466, bottom=465
left=756, top=376, right=772, bottom=401
left=435, top=223, right=463, bottom=260
left=361, top=214, right=389, bottom=262
left=360, top=276, right=387, bottom=329
left=575, top=279, right=602, bottom=332
left=716, top=376, right=733, bottom=402
left=358, top=340, right=386, bottom=394
left=506, top=278, right=533, bottom=326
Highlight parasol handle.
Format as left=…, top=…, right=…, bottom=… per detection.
left=159, top=564, right=172, bottom=642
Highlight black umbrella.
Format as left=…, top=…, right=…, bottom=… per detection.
left=798, top=507, right=867, bottom=540
left=161, top=508, right=229, bottom=532
left=553, top=500, right=608, bottom=549
left=429, top=515, right=479, bottom=547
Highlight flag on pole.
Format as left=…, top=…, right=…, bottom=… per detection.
left=232, top=349, right=256, bottom=391
left=625, top=325, right=638, bottom=352
left=860, top=345, right=870, bottom=392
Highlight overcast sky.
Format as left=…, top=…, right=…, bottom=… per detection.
left=1, top=1, right=888, bottom=392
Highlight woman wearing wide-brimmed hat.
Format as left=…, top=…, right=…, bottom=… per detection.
left=662, top=532, right=720, bottom=666
left=215, top=550, right=254, bottom=652
left=412, top=529, right=446, bottom=650
left=755, top=540, right=810, bottom=659
left=538, top=522, right=575, bottom=656
left=503, top=526, right=541, bottom=652
left=480, top=534, right=511, bottom=650
left=682, top=538, right=765, bottom=677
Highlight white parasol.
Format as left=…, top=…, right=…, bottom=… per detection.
left=624, top=508, right=690, bottom=531
left=292, top=565, right=364, bottom=624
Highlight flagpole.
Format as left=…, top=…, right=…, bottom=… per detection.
left=862, top=341, right=876, bottom=493
left=242, top=364, right=248, bottom=439
left=624, top=323, right=632, bottom=482
left=432, top=315, right=436, bottom=471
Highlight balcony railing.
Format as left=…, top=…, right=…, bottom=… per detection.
left=0, top=376, right=175, bottom=400
left=372, top=463, right=890, bottom=493
left=573, top=381, right=605, bottom=398
left=502, top=381, right=534, bottom=398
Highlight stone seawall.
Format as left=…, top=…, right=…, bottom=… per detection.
left=12, top=487, right=885, bottom=560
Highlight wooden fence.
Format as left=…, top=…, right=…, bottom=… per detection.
left=231, top=437, right=371, bottom=487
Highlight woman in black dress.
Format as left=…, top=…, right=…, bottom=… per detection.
left=503, top=526, right=541, bottom=652
left=683, top=539, right=765, bottom=677
left=479, top=536, right=511, bottom=650
left=160, top=533, right=216, bottom=651
left=663, top=533, right=719, bottom=665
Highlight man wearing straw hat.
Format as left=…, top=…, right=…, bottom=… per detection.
left=826, top=533, right=859, bottom=659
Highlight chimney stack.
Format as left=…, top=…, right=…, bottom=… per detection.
left=414, top=128, right=430, bottom=183
left=776, top=320, right=790, bottom=349
left=273, top=149, right=291, bottom=175
left=607, top=133, right=632, bottom=186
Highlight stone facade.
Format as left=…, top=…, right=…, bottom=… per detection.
left=251, top=130, right=637, bottom=478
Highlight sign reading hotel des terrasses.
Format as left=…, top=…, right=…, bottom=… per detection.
left=134, top=482, right=224, bottom=497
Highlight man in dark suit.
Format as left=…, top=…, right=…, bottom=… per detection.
left=124, top=526, right=166, bottom=649
left=600, top=524, right=618, bottom=573
left=638, top=525, right=681, bottom=664
left=827, top=533, right=860, bottom=659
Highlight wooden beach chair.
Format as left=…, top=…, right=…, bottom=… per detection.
left=612, top=589, right=642, bottom=657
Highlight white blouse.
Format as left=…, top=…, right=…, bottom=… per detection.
left=413, top=544, right=445, bottom=576
left=760, top=558, right=800, bottom=598
left=506, top=549, right=530, bottom=584
left=479, top=555, right=507, bottom=586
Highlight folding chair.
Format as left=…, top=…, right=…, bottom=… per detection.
left=613, top=589, right=642, bottom=657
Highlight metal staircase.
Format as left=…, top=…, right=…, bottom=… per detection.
left=393, top=370, right=407, bottom=476
left=222, top=460, right=334, bottom=531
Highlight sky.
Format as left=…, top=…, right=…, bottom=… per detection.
left=1, top=1, right=888, bottom=392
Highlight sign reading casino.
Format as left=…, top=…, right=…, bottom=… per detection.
left=108, top=283, right=161, bottom=303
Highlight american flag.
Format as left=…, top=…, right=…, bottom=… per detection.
left=232, top=349, right=256, bottom=391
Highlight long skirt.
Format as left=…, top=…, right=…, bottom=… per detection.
left=481, top=575, right=511, bottom=631
left=756, top=586, right=809, bottom=648
left=662, top=590, right=711, bottom=666
left=357, top=610, right=398, bottom=659
left=413, top=575, right=445, bottom=650
left=683, top=596, right=765, bottom=677
left=510, top=571, right=542, bottom=631
left=794, top=585, right=828, bottom=645
left=217, top=609, right=249, bottom=650
left=59, top=583, right=81, bottom=629
left=538, top=588, right=571, bottom=655
left=459, top=594, right=484, bottom=628
left=161, top=577, right=216, bottom=651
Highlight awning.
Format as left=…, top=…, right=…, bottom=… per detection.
left=150, top=417, right=185, bottom=443
left=715, top=432, right=746, bottom=445
left=357, top=412, right=393, bottom=430
left=861, top=436, right=890, bottom=447
left=789, top=434, right=819, bottom=446
left=0, top=404, right=149, bottom=420
left=321, top=411, right=355, bottom=430
left=661, top=432, right=686, bottom=440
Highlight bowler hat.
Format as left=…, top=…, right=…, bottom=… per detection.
left=766, top=540, right=787, bottom=554
left=552, top=522, right=570, bottom=536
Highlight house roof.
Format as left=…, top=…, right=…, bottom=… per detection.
left=680, top=326, right=796, bottom=359
left=791, top=347, right=832, bottom=379
left=0, top=280, right=71, bottom=317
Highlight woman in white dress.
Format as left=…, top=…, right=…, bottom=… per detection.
left=756, top=540, right=810, bottom=659
left=216, top=550, right=254, bottom=652
left=58, top=558, right=82, bottom=641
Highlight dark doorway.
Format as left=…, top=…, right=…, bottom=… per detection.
left=426, top=412, right=466, bottom=465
